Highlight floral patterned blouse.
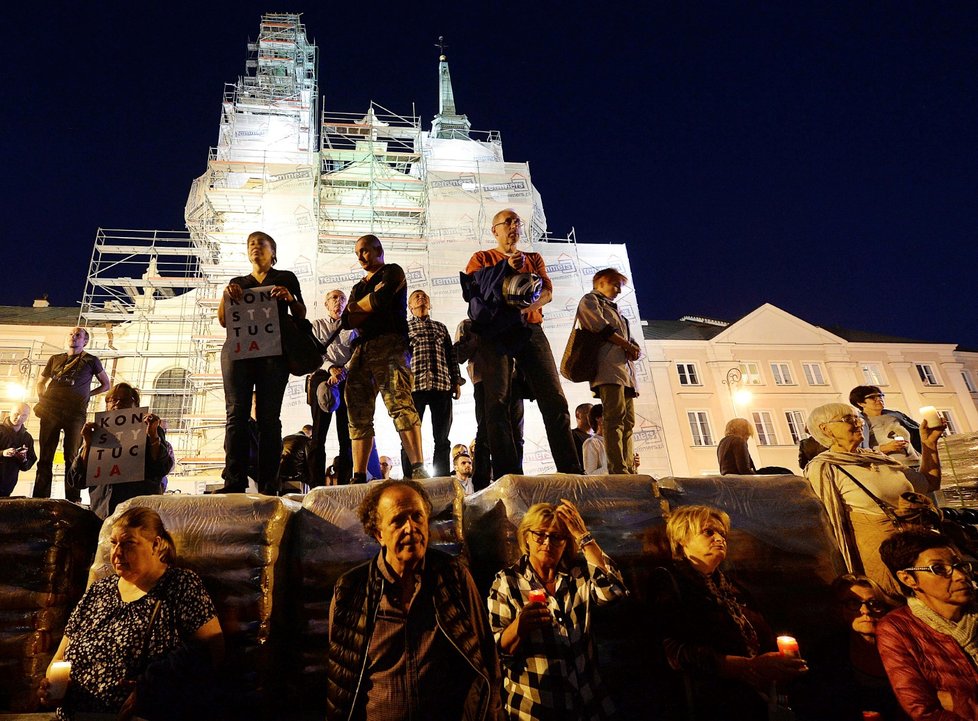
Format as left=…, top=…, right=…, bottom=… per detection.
left=58, top=566, right=216, bottom=719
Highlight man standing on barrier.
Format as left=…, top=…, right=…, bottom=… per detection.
left=463, top=209, right=581, bottom=479
left=33, top=327, right=110, bottom=500
left=343, top=235, right=428, bottom=482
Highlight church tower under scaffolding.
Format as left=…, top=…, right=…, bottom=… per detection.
left=78, top=13, right=669, bottom=481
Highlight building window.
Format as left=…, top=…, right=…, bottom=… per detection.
left=939, top=410, right=960, bottom=435
left=801, top=362, right=827, bottom=386
left=752, top=411, right=778, bottom=446
left=687, top=411, right=714, bottom=446
left=861, top=362, right=887, bottom=386
left=963, top=371, right=977, bottom=393
left=676, top=362, right=701, bottom=386
left=770, top=362, right=794, bottom=386
left=0, top=348, right=30, bottom=380
left=739, top=362, right=763, bottom=385
left=915, top=363, right=941, bottom=386
left=151, top=368, right=192, bottom=422
left=785, top=410, right=807, bottom=444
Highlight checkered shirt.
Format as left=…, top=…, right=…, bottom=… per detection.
left=487, top=554, right=627, bottom=720
left=407, top=315, right=460, bottom=392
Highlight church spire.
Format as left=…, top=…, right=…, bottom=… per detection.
left=431, top=36, right=471, bottom=139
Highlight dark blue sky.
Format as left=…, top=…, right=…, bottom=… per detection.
left=6, top=2, right=978, bottom=346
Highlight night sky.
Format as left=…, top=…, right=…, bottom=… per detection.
left=6, top=3, right=978, bottom=347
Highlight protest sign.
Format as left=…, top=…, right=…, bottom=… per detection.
left=87, top=406, right=149, bottom=486
left=225, top=285, right=281, bottom=359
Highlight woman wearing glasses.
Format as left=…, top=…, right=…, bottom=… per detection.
left=850, top=385, right=922, bottom=468
left=805, top=403, right=944, bottom=597
left=487, top=500, right=627, bottom=720
left=877, top=529, right=978, bottom=720
left=795, top=574, right=906, bottom=719
left=653, top=505, right=807, bottom=721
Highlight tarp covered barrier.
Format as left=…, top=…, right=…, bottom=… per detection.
left=289, top=478, right=464, bottom=718
left=0, top=500, right=100, bottom=712
left=90, top=494, right=298, bottom=719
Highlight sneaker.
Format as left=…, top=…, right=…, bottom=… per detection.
left=410, top=464, right=431, bottom=480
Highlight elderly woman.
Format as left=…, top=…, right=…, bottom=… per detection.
left=487, top=500, right=627, bottom=720
left=850, top=385, right=922, bottom=467
left=795, top=574, right=906, bottom=720
left=718, top=418, right=757, bottom=475
left=805, top=403, right=943, bottom=597
left=66, top=383, right=173, bottom=519
left=218, top=230, right=305, bottom=494
left=654, top=505, right=807, bottom=721
left=40, top=507, right=223, bottom=720
left=877, top=529, right=978, bottom=720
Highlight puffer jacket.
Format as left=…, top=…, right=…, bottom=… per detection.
left=325, top=549, right=502, bottom=721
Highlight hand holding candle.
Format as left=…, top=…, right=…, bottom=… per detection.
left=528, top=588, right=547, bottom=604
left=46, top=661, right=71, bottom=701
left=919, top=406, right=944, bottom=430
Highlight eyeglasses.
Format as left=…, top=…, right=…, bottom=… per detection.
left=527, top=530, right=568, bottom=545
left=827, top=415, right=862, bottom=427
left=864, top=394, right=885, bottom=401
left=841, top=598, right=889, bottom=614
left=492, top=217, right=523, bottom=229
left=902, top=561, right=974, bottom=578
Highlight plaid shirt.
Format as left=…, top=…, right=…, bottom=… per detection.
left=407, top=315, right=460, bottom=392
left=487, top=554, right=627, bottom=721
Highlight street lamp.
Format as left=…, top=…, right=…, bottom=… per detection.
left=723, top=367, right=752, bottom=408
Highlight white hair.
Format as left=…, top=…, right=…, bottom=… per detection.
left=807, top=403, right=859, bottom=447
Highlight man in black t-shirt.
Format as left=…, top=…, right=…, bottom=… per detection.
left=33, top=326, right=110, bottom=499
left=342, top=235, right=427, bottom=481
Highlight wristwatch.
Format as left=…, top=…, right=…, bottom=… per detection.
left=577, top=532, right=595, bottom=548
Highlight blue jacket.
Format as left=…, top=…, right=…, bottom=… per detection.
left=859, top=408, right=922, bottom=453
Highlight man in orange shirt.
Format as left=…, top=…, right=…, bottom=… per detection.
left=464, top=208, right=581, bottom=479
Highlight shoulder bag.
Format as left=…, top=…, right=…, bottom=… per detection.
left=560, top=314, right=603, bottom=383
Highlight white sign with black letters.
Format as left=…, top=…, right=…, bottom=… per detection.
left=87, top=406, right=148, bottom=486
left=225, top=285, right=281, bottom=359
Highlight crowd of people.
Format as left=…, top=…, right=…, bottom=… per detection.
left=6, top=211, right=978, bottom=720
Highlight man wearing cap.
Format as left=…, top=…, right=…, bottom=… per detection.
left=463, top=208, right=581, bottom=479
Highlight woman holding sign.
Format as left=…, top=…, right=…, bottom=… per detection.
left=218, top=231, right=305, bottom=495
left=67, top=383, right=173, bottom=519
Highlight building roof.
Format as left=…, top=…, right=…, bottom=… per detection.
left=643, top=313, right=948, bottom=345
left=0, top=305, right=79, bottom=327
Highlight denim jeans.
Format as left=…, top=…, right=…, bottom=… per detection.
left=482, top=324, right=580, bottom=478
left=34, top=407, right=86, bottom=501
left=401, top=390, right=453, bottom=477
left=221, top=353, right=290, bottom=494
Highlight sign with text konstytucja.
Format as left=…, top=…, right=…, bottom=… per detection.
left=225, top=285, right=281, bottom=359
left=87, top=406, right=149, bottom=485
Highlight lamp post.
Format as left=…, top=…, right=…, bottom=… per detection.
left=723, top=367, right=752, bottom=411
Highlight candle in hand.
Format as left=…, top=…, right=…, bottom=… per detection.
left=46, top=661, right=71, bottom=701
left=528, top=589, right=547, bottom=604
left=777, top=635, right=800, bottom=658
left=919, top=406, right=943, bottom=428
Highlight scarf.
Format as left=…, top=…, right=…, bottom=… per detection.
left=679, top=560, right=759, bottom=657
left=908, top=596, right=978, bottom=666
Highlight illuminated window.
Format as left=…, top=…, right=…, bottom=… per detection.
left=676, top=363, right=701, bottom=386
left=151, top=368, right=192, bottom=422
left=770, top=362, right=795, bottom=386
left=801, top=362, right=827, bottom=386
left=939, top=410, right=960, bottom=435
left=687, top=411, right=714, bottom=446
left=963, top=371, right=977, bottom=394
left=861, top=362, right=887, bottom=386
left=915, top=363, right=941, bottom=386
left=785, top=410, right=807, bottom=444
left=739, top=362, right=763, bottom=385
left=752, top=411, right=778, bottom=446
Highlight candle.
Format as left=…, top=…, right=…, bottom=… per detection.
left=777, top=635, right=800, bottom=658
left=528, top=589, right=547, bottom=604
left=46, top=660, right=71, bottom=701
left=919, top=406, right=943, bottom=429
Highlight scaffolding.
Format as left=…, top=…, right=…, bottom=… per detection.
left=318, top=103, right=427, bottom=252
